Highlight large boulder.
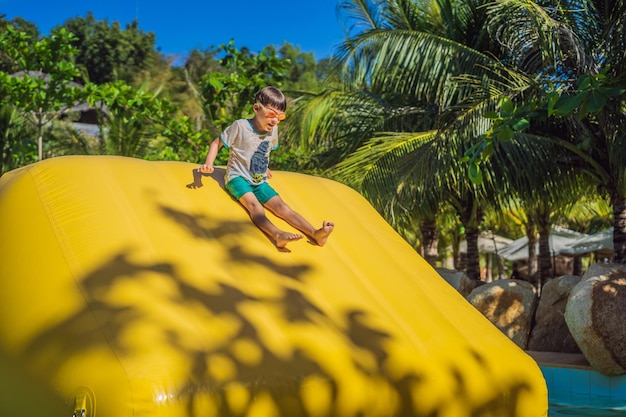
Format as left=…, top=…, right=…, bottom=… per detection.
left=528, top=275, right=581, bottom=353
left=467, top=279, right=538, bottom=349
left=435, top=268, right=483, bottom=297
left=435, top=268, right=465, bottom=291
left=565, top=263, right=626, bottom=375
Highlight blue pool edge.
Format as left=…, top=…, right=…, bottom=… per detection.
left=527, top=351, right=626, bottom=415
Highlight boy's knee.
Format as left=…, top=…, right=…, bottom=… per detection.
left=247, top=201, right=265, bottom=214
left=268, top=201, right=292, bottom=217
left=241, top=196, right=265, bottom=214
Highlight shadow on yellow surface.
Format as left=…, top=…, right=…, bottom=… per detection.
left=0, top=156, right=547, bottom=417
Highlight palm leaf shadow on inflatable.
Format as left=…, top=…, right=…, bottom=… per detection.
left=0, top=156, right=547, bottom=417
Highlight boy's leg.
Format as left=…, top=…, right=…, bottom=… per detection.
left=238, top=193, right=303, bottom=248
left=264, top=196, right=334, bottom=247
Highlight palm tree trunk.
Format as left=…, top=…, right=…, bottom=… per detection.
left=537, top=231, right=552, bottom=294
left=610, top=191, right=626, bottom=263
left=537, top=214, right=554, bottom=292
left=465, top=226, right=481, bottom=280
left=526, top=220, right=539, bottom=282
left=420, top=218, right=439, bottom=266
left=450, top=226, right=462, bottom=271
left=572, top=256, right=583, bottom=276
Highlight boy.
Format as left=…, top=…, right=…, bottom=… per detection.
left=199, top=86, right=334, bottom=250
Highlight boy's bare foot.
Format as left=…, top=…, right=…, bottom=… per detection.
left=312, top=221, right=334, bottom=246
left=275, top=232, right=304, bottom=249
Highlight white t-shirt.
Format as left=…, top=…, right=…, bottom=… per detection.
left=220, top=119, right=279, bottom=185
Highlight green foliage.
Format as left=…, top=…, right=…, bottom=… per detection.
left=0, top=104, right=37, bottom=174
left=0, top=16, right=39, bottom=73
left=554, top=70, right=626, bottom=119
left=198, top=40, right=289, bottom=133
left=463, top=96, right=536, bottom=184
left=277, top=43, right=326, bottom=92
left=59, top=13, right=159, bottom=84
left=160, top=114, right=209, bottom=162
left=87, top=81, right=186, bottom=158
left=470, top=69, right=626, bottom=186
left=0, top=20, right=328, bottom=168
left=0, top=26, right=89, bottom=160
left=2, top=2, right=625, bottom=264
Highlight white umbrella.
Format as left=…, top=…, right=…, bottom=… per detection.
left=459, top=232, right=513, bottom=254
left=560, top=228, right=614, bottom=256
left=498, top=226, right=589, bottom=261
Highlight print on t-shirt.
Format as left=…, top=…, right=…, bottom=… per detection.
left=250, top=141, right=270, bottom=183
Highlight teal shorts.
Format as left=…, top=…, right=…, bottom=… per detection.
left=225, top=176, right=278, bottom=204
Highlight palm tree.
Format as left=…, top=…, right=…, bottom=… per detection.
left=482, top=0, right=626, bottom=262
left=288, top=0, right=556, bottom=279
left=487, top=130, right=587, bottom=286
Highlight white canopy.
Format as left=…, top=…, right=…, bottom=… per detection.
left=560, top=228, right=614, bottom=256
left=498, top=226, right=589, bottom=261
left=459, top=232, right=513, bottom=254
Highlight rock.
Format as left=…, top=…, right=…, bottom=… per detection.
left=467, top=279, right=537, bottom=349
left=460, top=278, right=485, bottom=298
left=436, top=268, right=465, bottom=291
left=565, top=263, right=626, bottom=375
left=528, top=275, right=581, bottom=353
left=435, top=268, right=484, bottom=297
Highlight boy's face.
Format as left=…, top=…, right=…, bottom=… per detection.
left=254, top=102, right=286, bottom=132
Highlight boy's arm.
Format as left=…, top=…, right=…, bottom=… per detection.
left=199, top=138, right=223, bottom=173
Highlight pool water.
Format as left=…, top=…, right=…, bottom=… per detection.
left=549, top=402, right=626, bottom=416
left=539, top=365, right=626, bottom=416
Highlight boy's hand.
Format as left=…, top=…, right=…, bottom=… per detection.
left=199, top=164, right=214, bottom=173
left=266, top=168, right=273, bottom=179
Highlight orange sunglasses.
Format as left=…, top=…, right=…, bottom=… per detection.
left=256, top=102, right=286, bottom=121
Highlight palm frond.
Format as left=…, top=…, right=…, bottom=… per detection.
left=332, top=131, right=435, bottom=192
left=485, top=0, right=592, bottom=74
left=338, top=0, right=383, bottom=34
left=336, top=29, right=502, bottom=107
left=284, top=89, right=399, bottom=170
left=332, top=130, right=442, bottom=218
left=384, top=0, right=440, bottom=31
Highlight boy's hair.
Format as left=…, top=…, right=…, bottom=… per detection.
left=255, top=86, right=287, bottom=112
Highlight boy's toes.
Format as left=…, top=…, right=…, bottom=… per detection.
left=275, top=232, right=303, bottom=249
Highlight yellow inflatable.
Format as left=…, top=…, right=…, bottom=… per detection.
left=0, top=156, right=546, bottom=417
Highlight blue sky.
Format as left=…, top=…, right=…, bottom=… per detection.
left=2, top=0, right=348, bottom=60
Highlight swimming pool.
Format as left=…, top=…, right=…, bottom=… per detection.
left=539, top=363, right=626, bottom=416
